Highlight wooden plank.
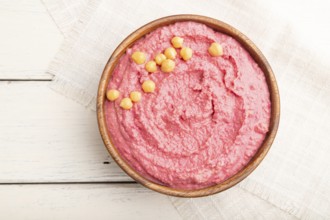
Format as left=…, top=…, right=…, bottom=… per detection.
left=0, top=81, right=131, bottom=183
left=0, top=184, right=181, bottom=220
left=0, top=81, right=291, bottom=218
left=0, top=0, right=62, bottom=80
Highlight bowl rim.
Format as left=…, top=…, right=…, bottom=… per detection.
left=97, top=14, right=280, bottom=198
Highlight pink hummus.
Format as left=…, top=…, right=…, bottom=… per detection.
left=105, top=22, right=271, bottom=190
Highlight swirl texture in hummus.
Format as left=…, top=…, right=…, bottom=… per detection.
left=105, top=22, right=271, bottom=190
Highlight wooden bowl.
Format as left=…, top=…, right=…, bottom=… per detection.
left=97, top=15, right=280, bottom=197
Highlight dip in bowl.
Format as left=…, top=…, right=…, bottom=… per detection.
left=97, top=15, right=280, bottom=197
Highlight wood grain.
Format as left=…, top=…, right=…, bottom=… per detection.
left=0, top=1, right=181, bottom=219
left=0, top=81, right=131, bottom=183
left=0, top=184, right=181, bottom=220
left=0, top=0, right=62, bottom=80
left=97, top=15, right=280, bottom=197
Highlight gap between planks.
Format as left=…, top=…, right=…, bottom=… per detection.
left=0, top=0, right=62, bottom=81
left=0, top=81, right=132, bottom=183
left=0, top=78, right=52, bottom=82
left=0, top=181, right=136, bottom=185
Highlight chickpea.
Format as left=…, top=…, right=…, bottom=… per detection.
left=180, top=47, right=193, bottom=61
left=145, top=61, right=157, bottom=73
left=154, top=53, right=166, bottom=65
left=120, top=98, right=133, bottom=110
left=208, top=42, right=223, bottom=57
left=171, top=36, right=184, bottom=48
left=131, top=51, right=146, bottom=64
left=161, top=59, right=175, bottom=73
left=142, top=80, right=156, bottom=93
left=164, top=47, right=177, bottom=60
left=106, top=89, right=120, bottom=101
left=129, top=91, right=142, bottom=102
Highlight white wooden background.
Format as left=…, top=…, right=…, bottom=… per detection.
left=0, top=0, right=181, bottom=219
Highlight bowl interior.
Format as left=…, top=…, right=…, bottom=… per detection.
left=97, top=15, right=280, bottom=197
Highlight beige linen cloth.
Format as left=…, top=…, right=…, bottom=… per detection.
left=42, top=0, right=330, bottom=219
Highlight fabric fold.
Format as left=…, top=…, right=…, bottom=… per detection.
left=42, top=0, right=330, bottom=219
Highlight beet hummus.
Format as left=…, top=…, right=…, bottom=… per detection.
left=105, top=21, right=271, bottom=190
